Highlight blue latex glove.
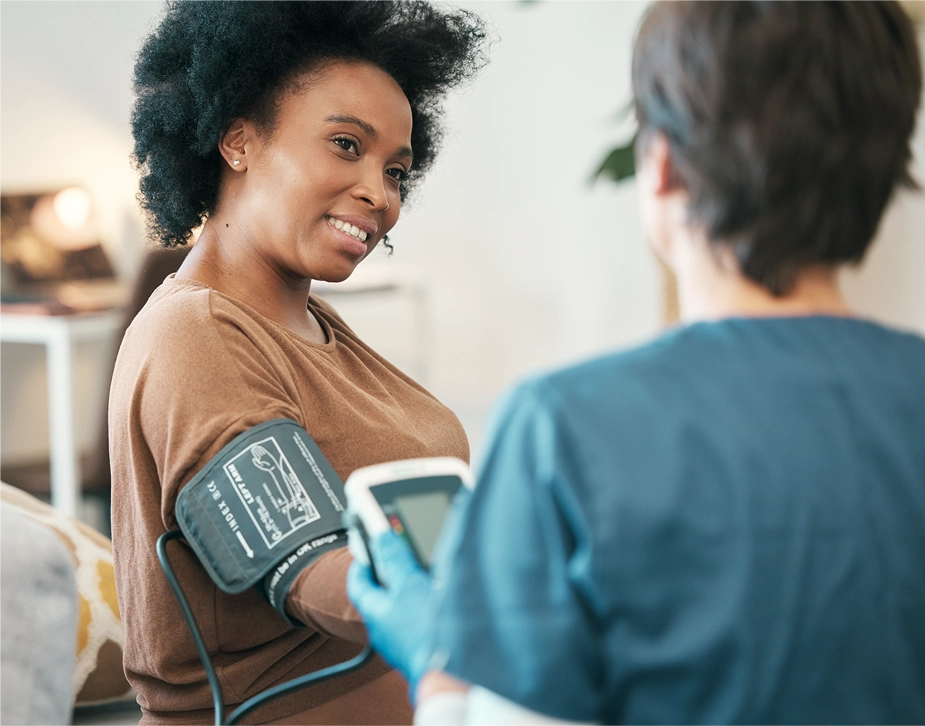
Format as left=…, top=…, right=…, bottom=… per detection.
left=347, top=530, right=436, bottom=694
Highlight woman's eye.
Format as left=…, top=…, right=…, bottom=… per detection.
left=333, top=137, right=358, bottom=154
left=386, top=167, right=407, bottom=182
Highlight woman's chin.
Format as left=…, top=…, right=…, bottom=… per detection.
left=315, top=264, right=359, bottom=285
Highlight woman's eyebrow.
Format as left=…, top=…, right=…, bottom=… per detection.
left=325, top=113, right=377, bottom=137
left=324, top=114, right=413, bottom=162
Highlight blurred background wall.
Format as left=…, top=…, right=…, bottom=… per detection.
left=2, top=1, right=924, bottom=474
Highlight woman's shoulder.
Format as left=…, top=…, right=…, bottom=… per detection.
left=132, top=276, right=273, bottom=335
left=124, top=276, right=281, bottom=365
left=112, top=277, right=301, bottom=417
left=133, top=275, right=210, bottom=323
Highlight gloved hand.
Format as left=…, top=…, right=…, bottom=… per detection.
left=347, top=530, right=436, bottom=695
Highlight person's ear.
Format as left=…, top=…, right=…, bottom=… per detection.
left=637, top=131, right=675, bottom=196
left=636, top=130, right=686, bottom=272
left=219, top=119, right=251, bottom=172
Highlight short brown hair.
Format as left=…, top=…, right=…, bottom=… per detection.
left=632, top=1, right=922, bottom=294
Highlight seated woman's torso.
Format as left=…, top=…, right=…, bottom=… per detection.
left=109, top=277, right=469, bottom=724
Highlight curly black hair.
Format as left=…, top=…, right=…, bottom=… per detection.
left=132, top=1, right=487, bottom=247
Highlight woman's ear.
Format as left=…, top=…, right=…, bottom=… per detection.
left=219, top=119, right=250, bottom=172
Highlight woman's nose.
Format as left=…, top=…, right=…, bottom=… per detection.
left=353, top=165, right=390, bottom=212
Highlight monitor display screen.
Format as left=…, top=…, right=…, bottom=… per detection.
left=372, top=475, right=462, bottom=568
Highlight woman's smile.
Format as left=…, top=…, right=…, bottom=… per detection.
left=326, top=215, right=372, bottom=257
left=326, top=215, right=372, bottom=243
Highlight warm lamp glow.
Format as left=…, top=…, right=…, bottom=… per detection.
left=53, top=187, right=93, bottom=232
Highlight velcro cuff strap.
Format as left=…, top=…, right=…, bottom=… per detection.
left=259, top=528, right=347, bottom=625
left=175, top=419, right=347, bottom=595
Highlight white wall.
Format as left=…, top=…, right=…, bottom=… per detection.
left=385, top=1, right=658, bottom=451
left=2, top=1, right=924, bottom=467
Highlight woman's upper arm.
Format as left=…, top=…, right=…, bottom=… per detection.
left=121, top=292, right=299, bottom=525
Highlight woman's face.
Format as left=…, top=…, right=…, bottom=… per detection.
left=231, top=61, right=413, bottom=284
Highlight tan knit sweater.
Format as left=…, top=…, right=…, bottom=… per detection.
left=109, top=277, right=468, bottom=724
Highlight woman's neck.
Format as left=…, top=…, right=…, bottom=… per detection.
left=175, top=221, right=327, bottom=343
left=674, top=233, right=852, bottom=323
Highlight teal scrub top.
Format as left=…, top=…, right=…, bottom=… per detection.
left=431, top=316, right=925, bottom=724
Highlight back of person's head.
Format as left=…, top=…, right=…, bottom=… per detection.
left=132, top=1, right=486, bottom=247
left=632, top=1, right=922, bottom=295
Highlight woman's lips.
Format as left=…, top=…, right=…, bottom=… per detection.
left=327, top=217, right=369, bottom=257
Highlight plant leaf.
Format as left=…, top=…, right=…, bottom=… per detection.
left=591, top=132, right=637, bottom=184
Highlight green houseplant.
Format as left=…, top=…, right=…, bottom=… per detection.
left=591, top=103, right=637, bottom=184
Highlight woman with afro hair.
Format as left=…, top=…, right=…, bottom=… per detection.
left=109, top=3, right=486, bottom=723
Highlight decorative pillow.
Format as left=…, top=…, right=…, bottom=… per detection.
left=0, top=482, right=134, bottom=705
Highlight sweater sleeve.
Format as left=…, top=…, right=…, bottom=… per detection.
left=284, top=548, right=369, bottom=643
left=127, top=289, right=303, bottom=526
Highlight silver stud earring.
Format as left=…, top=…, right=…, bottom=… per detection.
left=233, top=159, right=241, bottom=167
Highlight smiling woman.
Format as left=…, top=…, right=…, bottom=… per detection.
left=197, top=61, right=415, bottom=340
left=109, top=3, right=486, bottom=725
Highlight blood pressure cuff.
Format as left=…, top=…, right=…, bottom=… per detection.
left=175, top=418, right=348, bottom=624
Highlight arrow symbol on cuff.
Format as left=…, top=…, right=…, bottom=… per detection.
left=236, top=531, right=254, bottom=558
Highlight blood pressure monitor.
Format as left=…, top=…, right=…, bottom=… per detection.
left=344, top=457, right=472, bottom=579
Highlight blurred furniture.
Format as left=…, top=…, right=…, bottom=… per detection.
left=1, top=481, right=138, bottom=723
left=1, top=500, right=78, bottom=725
left=0, top=310, right=122, bottom=517
left=0, top=246, right=191, bottom=520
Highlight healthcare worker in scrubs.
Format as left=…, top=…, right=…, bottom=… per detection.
left=350, top=1, right=925, bottom=723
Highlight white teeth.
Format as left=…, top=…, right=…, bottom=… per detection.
left=327, top=217, right=368, bottom=242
